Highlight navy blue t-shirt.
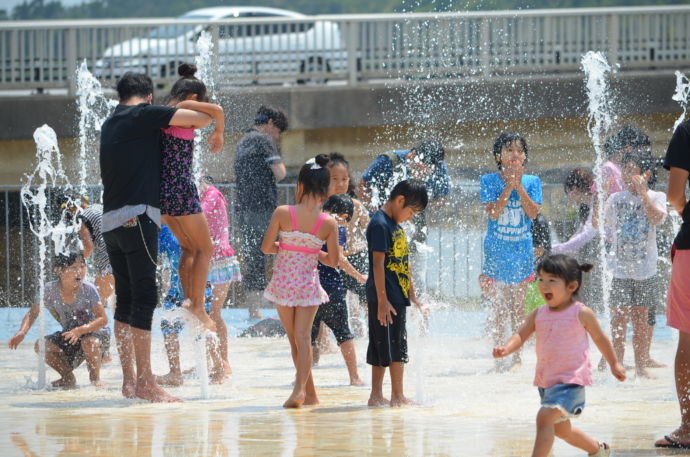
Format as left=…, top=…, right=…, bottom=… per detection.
left=664, top=120, right=690, bottom=249
left=318, top=225, right=347, bottom=300
left=365, top=210, right=411, bottom=307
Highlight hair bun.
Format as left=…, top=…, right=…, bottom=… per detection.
left=314, top=154, right=330, bottom=168
left=178, top=63, right=198, bottom=78
left=578, top=263, right=594, bottom=273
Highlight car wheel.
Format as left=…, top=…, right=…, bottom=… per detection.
left=297, top=56, right=331, bottom=84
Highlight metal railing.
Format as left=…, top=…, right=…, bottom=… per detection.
left=0, top=182, right=575, bottom=307
left=1, top=6, right=690, bottom=93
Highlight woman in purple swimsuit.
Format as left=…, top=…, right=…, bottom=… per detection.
left=160, top=63, right=224, bottom=332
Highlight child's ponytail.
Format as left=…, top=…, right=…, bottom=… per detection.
left=169, top=62, right=207, bottom=102
left=297, top=154, right=330, bottom=201
left=578, top=263, right=594, bottom=273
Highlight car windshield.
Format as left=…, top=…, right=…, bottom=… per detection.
left=146, top=14, right=213, bottom=39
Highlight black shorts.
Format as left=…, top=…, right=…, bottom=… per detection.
left=311, top=295, right=354, bottom=345
left=340, top=251, right=368, bottom=302
left=45, top=331, right=111, bottom=370
left=366, top=301, right=408, bottom=367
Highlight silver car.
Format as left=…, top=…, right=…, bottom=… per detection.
left=94, top=6, right=346, bottom=84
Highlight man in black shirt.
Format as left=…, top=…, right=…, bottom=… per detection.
left=234, top=105, right=288, bottom=319
left=100, top=72, right=211, bottom=402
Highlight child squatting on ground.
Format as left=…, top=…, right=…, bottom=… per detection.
left=366, top=179, right=430, bottom=407
left=261, top=154, right=340, bottom=408
left=493, top=254, right=626, bottom=457
left=8, top=253, right=110, bottom=388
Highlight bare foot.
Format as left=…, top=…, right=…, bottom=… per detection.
left=509, top=361, right=522, bottom=372
left=283, top=391, right=305, bottom=408
left=390, top=394, right=417, bottom=407
left=122, top=380, right=136, bottom=398
left=155, top=372, right=183, bottom=387
left=636, top=367, right=657, bottom=379
left=183, top=302, right=217, bottom=332
left=304, top=394, right=320, bottom=406
left=223, top=360, right=232, bottom=377
left=656, top=427, right=690, bottom=447
left=135, top=380, right=183, bottom=403
left=51, top=375, right=76, bottom=389
left=90, top=379, right=105, bottom=388
left=367, top=394, right=390, bottom=407
left=644, top=358, right=667, bottom=368
left=350, top=377, right=365, bottom=386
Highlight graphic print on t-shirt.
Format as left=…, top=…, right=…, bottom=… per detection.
left=387, top=227, right=411, bottom=298
left=613, top=199, right=651, bottom=263
left=495, top=198, right=530, bottom=242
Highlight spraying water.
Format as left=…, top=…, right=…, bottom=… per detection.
left=20, top=125, right=78, bottom=389
left=75, top=60, right=118, bottom=194
left=192, top=31, right=220, bottom=181
left=672, top=71, right=690, bottom=133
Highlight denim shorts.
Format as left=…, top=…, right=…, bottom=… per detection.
left=538, top=383, right=585, bottom=421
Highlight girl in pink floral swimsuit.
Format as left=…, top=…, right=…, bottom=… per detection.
left=261, top=154, right=340, bottom=408
left=160, top=63, right=224, bottom=332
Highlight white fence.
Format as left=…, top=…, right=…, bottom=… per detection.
left=1, top=6, right=690, bottom=93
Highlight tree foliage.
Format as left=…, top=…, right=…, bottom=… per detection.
left=3, top=0, right=690, bottom=20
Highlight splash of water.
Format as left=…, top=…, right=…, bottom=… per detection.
left=192, top=31, right=220, bottom=181
left=581, top=51, right=614, bottom=352
left=75, top=60, right=118, bottom=194
left=20, top=125, right=78, bottom=389
left=672, top=71, right=690, bottom=133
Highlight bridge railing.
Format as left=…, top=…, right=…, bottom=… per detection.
left=1, top=6, right=690, bottom=93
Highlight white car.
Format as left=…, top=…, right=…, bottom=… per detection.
left=94, top=6, right=346, bottom=83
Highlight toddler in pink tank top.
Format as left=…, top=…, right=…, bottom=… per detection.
left=493, top=254, right=626, bottom=457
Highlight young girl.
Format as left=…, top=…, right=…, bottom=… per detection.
left=199, top=175, right=242, bottom=379
left=327, top=152, right=370, bottom=335
left=160, top=63, right=224, bottom=332
left=480, top=132, right=542, bottom=371
left=261, top=154, right=340, bottom=408
left=8, top=253, right=110, bottom=388
left=493, top=254, right=626, bottom=457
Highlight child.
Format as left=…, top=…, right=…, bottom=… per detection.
left=261, top=154, right=340, bottom=408
left=324, top=152, right=370, bottom=337
left=366, top=179, right=429, bottom=407
left=493, top=254, right=626, bottom=457
left=311, top=193, right=366, bottom=386
left=604, top=148, right=667, bottom=379
left=8, top=253, right=110, bottom=388
left=481, top=132, right=542, bottom=372
left=155, top=225, right=217, bottom=386
left=199, top=175, right=242, bottom=377
left=160, top=63, right=224, bottom=332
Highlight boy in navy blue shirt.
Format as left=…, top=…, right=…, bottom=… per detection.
left=312, top=194, right=366, bottom=386
left=366, top=180, right=429, bottom=407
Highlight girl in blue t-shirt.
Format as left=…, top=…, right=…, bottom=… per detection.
left=480, top=132, right=542, bottom=372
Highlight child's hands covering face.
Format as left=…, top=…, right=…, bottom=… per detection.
left=629, top=171, right=651, bottom=196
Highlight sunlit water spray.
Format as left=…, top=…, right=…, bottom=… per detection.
left=75, top=61, right=118, bottom=195
left=672, top=70, right=690, bottom=133
left=581, top=52, right=615, bottom=339
left=192, top=31, right=220, bottom=181
left=20, top=125, right=79, bottom=389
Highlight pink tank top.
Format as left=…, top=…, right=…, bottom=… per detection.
left=534, top=301, right=592, bottom=388
left=278, top=206, right=327, bottom=254
left=162, top=125, right=195, bottom=140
